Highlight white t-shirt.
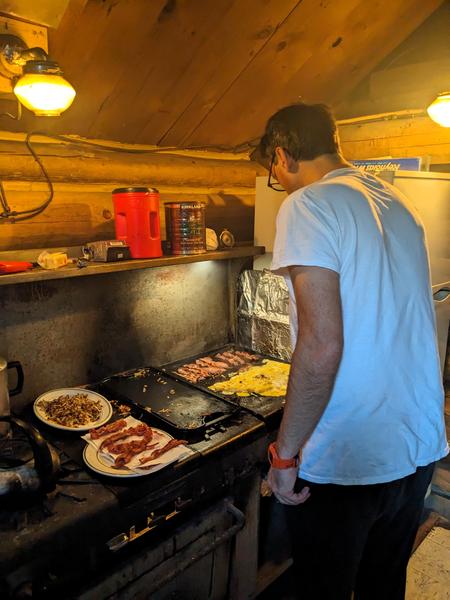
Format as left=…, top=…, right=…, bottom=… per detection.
left=272, top=167, right=448, bottom=485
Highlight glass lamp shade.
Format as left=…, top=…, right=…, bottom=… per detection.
left=427, top=92, right=450, bottom=128
left=13, top=73, right=76, bottom=116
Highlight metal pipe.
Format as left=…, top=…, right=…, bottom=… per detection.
left=337, top=109, right=427, bottom=126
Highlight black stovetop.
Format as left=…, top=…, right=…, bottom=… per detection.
left=0, top=375, right=267, bottom=584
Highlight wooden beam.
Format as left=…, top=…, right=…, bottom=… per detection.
left=339, top=116, right=450, bottom=164
left=0, top=140, right=262, bottom=188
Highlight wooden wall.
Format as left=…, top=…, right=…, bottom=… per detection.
left=339, top=116, right=450, bottom=168
left=0, top=134, right=263, bottom=252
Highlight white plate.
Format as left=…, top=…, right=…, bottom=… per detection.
left=83, top=428, right=173, bottom=478
left=34, top=388, right=113, bottom=432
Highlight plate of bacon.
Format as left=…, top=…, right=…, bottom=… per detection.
left=82, top=416, right=192, bottom=477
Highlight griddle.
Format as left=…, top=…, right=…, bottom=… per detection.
left=98, top=367, right=239, bottom=436
left=163, top=345, right=289, bottom=421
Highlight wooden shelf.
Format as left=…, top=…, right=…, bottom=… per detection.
left=0, top=246, right=264, bottom=286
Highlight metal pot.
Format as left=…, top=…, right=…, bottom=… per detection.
left=0, top=358, right=24, bottom=436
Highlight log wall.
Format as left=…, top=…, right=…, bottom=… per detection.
left=0, top=134, right=263, bottom=252
left=339, top=116, right=450, bottom=167
left=1, top=115, right=449, bottom=255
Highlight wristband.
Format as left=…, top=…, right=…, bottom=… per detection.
left=268, top=442, right=299, bottom=469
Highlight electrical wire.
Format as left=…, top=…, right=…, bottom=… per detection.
left=0, top=131, right=54, bottom=222
left=0, top=180, right=11, bottom=215
left=27, top=131, right=260, bottom=155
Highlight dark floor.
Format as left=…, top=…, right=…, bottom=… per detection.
left=258, top=566, right=296, bottom=600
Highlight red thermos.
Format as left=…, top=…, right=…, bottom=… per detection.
left=112, top=187, right=162, bottom=258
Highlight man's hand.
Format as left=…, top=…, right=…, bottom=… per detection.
left=267, top=466, right=310, bottom=505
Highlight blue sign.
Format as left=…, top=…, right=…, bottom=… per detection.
left=351, top=158, right=422, bottom=173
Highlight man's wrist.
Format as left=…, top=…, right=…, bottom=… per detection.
left=276, top=443, right=297, bottom=460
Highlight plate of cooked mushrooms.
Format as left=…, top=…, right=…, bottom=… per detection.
left=33, top=388, right=113, bottom=432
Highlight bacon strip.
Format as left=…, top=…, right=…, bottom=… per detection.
left=109, top=436, right=154, bottom=455
left=223, top=351, right=244, bottom=366
left=113, top=441, right=159, bottom=468
left=100, top=424, right=152, bottom=451
left=175, top=349, right=261, bottom=383
left=234, top=351, right=259, bottom=362
left=89, top=419, right=127, bottom=440
left=139, top=439, right=187, bottom=465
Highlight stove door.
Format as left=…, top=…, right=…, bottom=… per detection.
left=75, top=498, right=244, bottom=600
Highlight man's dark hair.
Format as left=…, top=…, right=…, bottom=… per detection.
left=259, top=102, right=339, bottom=164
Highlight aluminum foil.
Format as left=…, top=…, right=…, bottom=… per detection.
left=237, top=269, right=292, bottom=361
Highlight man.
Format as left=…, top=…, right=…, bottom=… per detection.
left=260, top=103, right=448, bottom=599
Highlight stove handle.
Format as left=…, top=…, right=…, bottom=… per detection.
left=106, top=502, right=245, bottom=556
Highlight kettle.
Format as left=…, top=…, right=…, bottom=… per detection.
left=0, top=415, right=60, bottom=496
left=0, top=358, right=24, bottom=437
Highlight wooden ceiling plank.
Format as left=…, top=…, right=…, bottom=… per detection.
left=47, top=0, right=89, bottom=61
left=184, top=0, right=443, bottom=147
left=51, top=0, right=168, bottom=137
left=271, top=0, right=444, bottom=111
left=317, top=0, right=446, bottom=107
left=182, top=0, right=364, bottom=146
left=48, top=1, right=115, bottom=91
left=138, top=0, right=302, bottom=146
left=89, top=0, right=236, bottom=143
left=335, top=2, right=450, bottom=119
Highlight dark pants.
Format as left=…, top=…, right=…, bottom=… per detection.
left=286, top=463, right=435, bottom=600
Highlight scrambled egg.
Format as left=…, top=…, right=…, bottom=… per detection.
left=209, top=360, right=290, bottom=397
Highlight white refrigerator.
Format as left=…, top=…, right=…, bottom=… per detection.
left=254, top=171, right=450, bottom=373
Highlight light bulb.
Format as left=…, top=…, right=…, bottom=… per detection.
left=14, top=73, right=76, bottom=116
left=427, top=92, right=450, bottom=128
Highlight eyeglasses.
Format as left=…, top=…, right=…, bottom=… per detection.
left=267, top=153, right=285, bottom=192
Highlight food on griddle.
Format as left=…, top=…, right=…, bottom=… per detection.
left=109, top=400, right=131, bottom=415
left=209, top=360, right=290, bottom=397
left=38, top=393, right=102, bottom=426
left=90, top=418, right=127, bottom=439
left=139, top=439, right=188, bottom=465
left=175, top=348, right=260, bottom=383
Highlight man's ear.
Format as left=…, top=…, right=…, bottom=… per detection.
left=275, top=146, right=288, bottom=168
left=275, top=147, right=298, bottom=173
